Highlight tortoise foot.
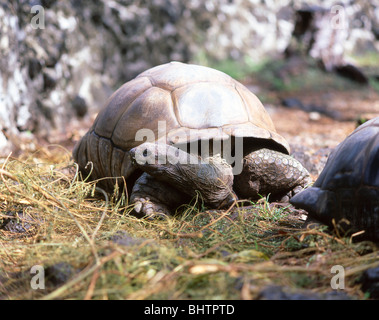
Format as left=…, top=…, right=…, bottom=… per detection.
left=130, top=172, right=189, bottom=218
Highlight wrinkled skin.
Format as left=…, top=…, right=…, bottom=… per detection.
left=129, top=142, right=311, bottom=217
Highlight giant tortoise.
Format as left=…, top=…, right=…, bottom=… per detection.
left=290, top=117, right=379, bottom=241
left=73, top=61, right=310, bottom=217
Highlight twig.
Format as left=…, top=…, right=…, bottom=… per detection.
left=91, top=187, right=109, bottom=243
left=84, top=268, right=100, bottom=300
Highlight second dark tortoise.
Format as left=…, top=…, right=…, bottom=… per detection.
left=291, top=117, right=379, bottom=241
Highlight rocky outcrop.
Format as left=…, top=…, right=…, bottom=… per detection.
left=0, top=0, right=377, bottom=156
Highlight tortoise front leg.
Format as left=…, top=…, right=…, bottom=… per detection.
left=130, top=142, right=236, bottom=210
left=233, top=148, right=311, bottom=201
left=130, top=172, right=190, bottom=218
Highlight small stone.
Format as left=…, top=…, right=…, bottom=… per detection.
left=45, top=262, right=78, bottom=286
left=72, top=95, right=88, bottom=118
left=257, top=285, right=352, bottom=300
left=309, top=112, right=321, bottom=121
left=28, top=58, right=42, bottom=79
left=359, top=266, right=379, bottom=299
left=1, top=212, right=34, bottom=233
left=109, top=230, right=146, bottom=247
left=43, top=69, right=57, bottom=90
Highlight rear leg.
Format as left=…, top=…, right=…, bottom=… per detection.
left=234, top=148, right=312, bottom=202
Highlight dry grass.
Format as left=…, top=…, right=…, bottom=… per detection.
left=0, top=146, right=378, bottom=300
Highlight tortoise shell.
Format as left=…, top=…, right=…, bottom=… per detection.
left=73, top=61, right=289, bottom=191
left=290, top=117, right=379, bottom=241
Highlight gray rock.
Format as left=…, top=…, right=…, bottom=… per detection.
left=1, top=1, right=377, bottom=156
left=1, top=212, right=36, bottom=234
left=109, top=230, right=146, bottom=247
left=359, top=266, right=379, bottom=299
left=45, top=262, right=79, bottom=286
left=258, top=285, right=352, bottom=300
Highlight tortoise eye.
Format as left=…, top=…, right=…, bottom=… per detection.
left=143, top=149, right=148, bottom=157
